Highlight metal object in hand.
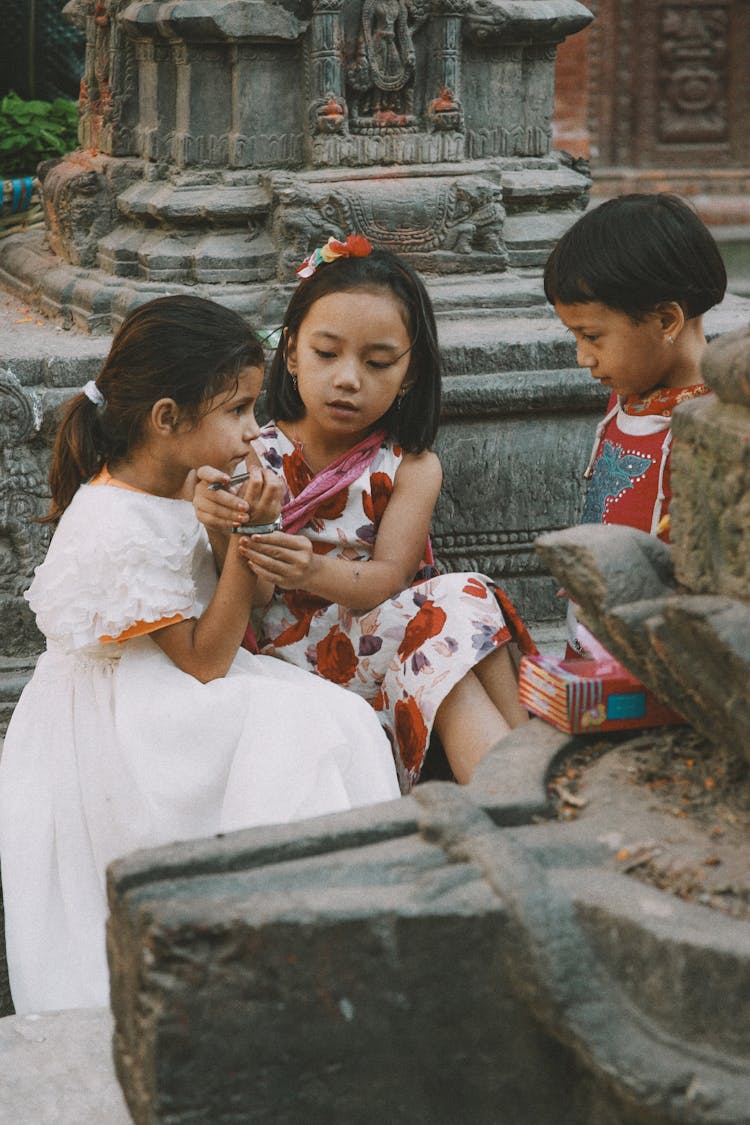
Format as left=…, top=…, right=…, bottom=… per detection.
left=232, top=517, right=283, bottom=536
left=208, top=471, right=254, bottom=491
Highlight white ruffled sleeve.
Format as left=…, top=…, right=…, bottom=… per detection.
left=26, top=485, right=207, bottom=652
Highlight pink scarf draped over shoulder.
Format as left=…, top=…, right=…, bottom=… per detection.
left=241, top=428, right=388, bottom=653
left=281, top=428, right=387, bottom=533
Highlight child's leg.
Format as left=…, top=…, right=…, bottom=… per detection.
left=473, top=645, right=530, bottom=728
left=433, top=669, right=511, bottom=784
left=432, top=647, right=529, bottom=784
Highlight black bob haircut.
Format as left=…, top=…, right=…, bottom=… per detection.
left=544, top=193, right=727, bottom=321
left=265, top=247, right=442, bottom=453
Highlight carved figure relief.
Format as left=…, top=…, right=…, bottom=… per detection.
left=0, top=371, right=48, bottom=596
left=70, top=0, right=137, bottom=154
left=347, top=0, right=429, bottom=130
left=274, top=174, right=507, bottom=276
left=659, top=5, right=729, bottom=142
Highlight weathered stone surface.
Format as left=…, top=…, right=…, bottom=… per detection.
left=533, top=524, right=677, bottom=618
left=670, top=395, right=750, bottom=602
left=534, top=522, right=750, bottom=767
left=106, top=778, right=750, bottom=1125
left=701, top=320, right=750, bottom=407
left=603, top=599, right=706, bottom=734
left=650, top=595, right=750, bottom=761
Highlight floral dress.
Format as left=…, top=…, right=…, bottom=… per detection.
left=253, top=423, right=534, bottom=792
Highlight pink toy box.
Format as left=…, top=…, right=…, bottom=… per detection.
left=518, top=652, right=683, bottom=735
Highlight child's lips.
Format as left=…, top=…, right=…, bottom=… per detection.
left=328, top=400, right=358, bottom=414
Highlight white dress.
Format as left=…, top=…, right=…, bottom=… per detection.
left=0, top=478, right=399, bottom=1015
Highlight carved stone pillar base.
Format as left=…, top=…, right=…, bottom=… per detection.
left=0, top=152, right=591, bottom=333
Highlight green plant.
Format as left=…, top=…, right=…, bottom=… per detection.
left=0, top=91, right=78, bottom=179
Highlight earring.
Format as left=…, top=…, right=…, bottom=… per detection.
left=666, top=335, right=675, bottom=345
left=289, top=371, right=298, bottom=389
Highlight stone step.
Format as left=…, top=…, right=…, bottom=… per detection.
left=97, top=227, right=276, bottom=284
left=438, top=312, right=575, bottom=376
left=117, top=179, right=269, bottom=227
left=0, top=1008, right=130, bottom=1124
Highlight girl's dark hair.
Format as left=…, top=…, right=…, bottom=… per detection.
left=266, top=247, right=442, bottom=452
left=543, top=193, right=727, bottom=320
left=46, top=295, right=264, bottom=520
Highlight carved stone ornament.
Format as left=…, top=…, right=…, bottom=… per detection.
left=659, top=4, right=729, bottom=143
left=347, top=0, right=429, bottom=129
left=0, top=371, right=48, bottom=596
left=39, top=153, right=118, bottom=269
left=272, top=171, right=507, bottom=276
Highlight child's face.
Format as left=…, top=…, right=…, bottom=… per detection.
left=287, top=288, right=412, bottom=442
left=179, top=365, right=264, bottom=473
left=554, top=300, right=677, bottom=398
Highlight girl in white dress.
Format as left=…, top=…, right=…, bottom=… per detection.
left=0, top=295, right=399, bottom=1016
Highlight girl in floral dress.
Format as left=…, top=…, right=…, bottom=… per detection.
left=196, top=238, right=535, bottom=792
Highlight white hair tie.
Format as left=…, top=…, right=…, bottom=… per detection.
left=82, top=380, right=106, bottom=408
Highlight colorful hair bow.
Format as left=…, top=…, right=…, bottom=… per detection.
left=297, top=234, right=373, bottom=279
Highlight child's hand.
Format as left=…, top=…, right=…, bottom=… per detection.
left=239, top=531, right=317, bottom=590
left=194, top=466, right=282, bottom=533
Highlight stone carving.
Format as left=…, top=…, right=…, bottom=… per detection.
left=6, top=0, right=596, bottom=316
left=659, top=3, right=729, bottom=142
left=64, top=0, right=137, bottom=155
left=347, top=0, right=428, bottom=129
left=311, top=92, right=349, bottom=135
left=427, top=85, right=464, bottom=132
left=39, top=153, right=117, bottom=269
left=107, top=736, right=750, bottom=1124
left=0, top=371, right=48, bottom=598
left=273, top=171, right=507, bottom=276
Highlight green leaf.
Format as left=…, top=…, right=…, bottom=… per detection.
left=0, top=91, right=78, bottom=179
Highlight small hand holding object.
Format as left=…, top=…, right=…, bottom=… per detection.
left=194, top=465, right=283, bottom=534
left=239, top=531, right=318, bottom=590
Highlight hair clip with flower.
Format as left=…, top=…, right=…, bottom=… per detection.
left=297, top=233, right=373, bottom=279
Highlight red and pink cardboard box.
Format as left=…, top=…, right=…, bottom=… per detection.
left=519, top=652, right=683, bottom=735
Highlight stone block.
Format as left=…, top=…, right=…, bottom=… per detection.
left=602, top=599, right=706, bottom=732
left=700, top=312, right=750, bottom=409
left=650, top=595, right=750, bottom=765
left=106, top=798, right=582, bottom=1125
left=106, top=779, right=750, bottom=1125
left=671, top=396, right=750, bottom=602
left=534, top=524, right=677, bottom=619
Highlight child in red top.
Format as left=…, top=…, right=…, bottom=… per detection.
left=543, top=192, right=727, bottom=654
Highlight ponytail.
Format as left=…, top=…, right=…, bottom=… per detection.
left=44, top=393, right=106, bottom=523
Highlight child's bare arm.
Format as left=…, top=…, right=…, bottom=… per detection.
left=240, top=451, right=442, bottom=611
left=148, top=536, right=260, bottom=681
left=194, top=460, right=282, bottom=607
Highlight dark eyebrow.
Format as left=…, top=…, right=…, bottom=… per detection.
left=309, top=329, right=404, bottom=352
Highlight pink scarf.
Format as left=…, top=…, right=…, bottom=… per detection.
left=281, top=428, right=387, bottom=533
left=241, top=428, right=387, bottom=654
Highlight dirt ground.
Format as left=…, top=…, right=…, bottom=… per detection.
left=547, top=725, right=750, bottom=922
